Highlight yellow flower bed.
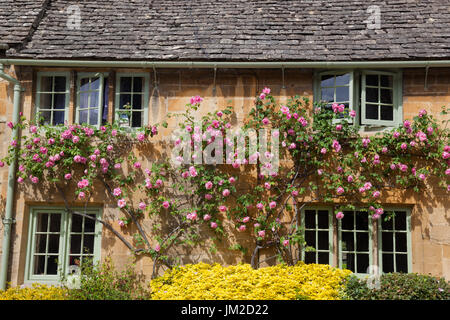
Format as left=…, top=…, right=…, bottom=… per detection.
left=150, top=262, right=352, bottom=300
left=0, top=283, right=69, bottom=300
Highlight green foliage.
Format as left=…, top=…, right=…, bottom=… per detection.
left=340, top=273, right=450, bottom=300
left=63, top=257, right=150, bottom=300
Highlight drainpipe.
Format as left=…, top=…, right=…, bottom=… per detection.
left=0, top=64, right=22, bottom=291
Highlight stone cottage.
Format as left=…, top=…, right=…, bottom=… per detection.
left=0, top=0, right=449, bottom=289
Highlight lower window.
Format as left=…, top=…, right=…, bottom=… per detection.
left=301, top=207, right=411, bottom=275
left=25, top=207, right=102, bottom=283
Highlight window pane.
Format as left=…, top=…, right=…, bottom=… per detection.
left=381, top=217, right=393, bottom=230
left=365, top=104, right=378, bottom=120
left=35, top=234, right=47, bottom=254
left=54, top=77, right=66, bottom=92
left=317, top=211, right=329, bottom=229
left=132, top=94, right=143, bottom=109
left=380, top=106, right=393, bottom=121
left=305, top=251, right=316, bottom=264
left=132, top=111, right=142, bottom=127
left=49, top=214, right=61, bottom=232
left=40, top=76, right=53, bottom=92
left=69, top=255, right=81, bottom=267
left=382, top=232, right=393, bottom=251
left=321, top=87, right=334, bottom=102
left=79, top=92, right=89, bottom=108
left=342, top=211, right=354, bottom=230
left=89, top=108, right=98, bottom=125
left=396, top=254, right=408, bottom=272
left=36, top=213, right=49, bottom=232
left=318, top=252, right=329, bottom=264
left=395, top=233, right=407, bottom=252
left=80, top=78, right=90, bottom=91
left=53, top=111, right=65, bottom=125
left=83, top=235, right=95, bottom=254
left=79, top=109, right=88, bottom=124
left=335, top=73, right=350, bottom=86
left=344, top=253, right=355, bottom=272
left=394, top=211, right=407, bottom=230
left=119, top=94, right=132, bottom=109
left=382, top=253, right=394, bottom=273
left=355, top=213, right=368, bottom=231
left=357, top=254, right=369, bottom=273
left=39, top=93, right=53, bottom=109
left=133, top=77, right=143, bottom=92
left=305, top=230, right=316, bottom=248
left=317, top=231, right=329, bottom=250
left=89, top=92, right=99, bottom=108
left=366, top=87, right=378, bottom=103
left=380, top=75, right=393, bottom=88
left=321, top=75, right=334, bottom=87
left=84, top=215, right=96, bottom=233
left=120, top=77, right=132, bottom=92
left=48, top=234, right=60, bottom=253
left=90, top=77, right=100, bottom=90
left=53, top=94, right=66, bottom=109
left=39, top=111, right=52, bottom=125
left=380, top=89, right=393, bottom=104
left=342, top=231, right=354, bottom=251
left=336, top=86, right=349, bottom=102
left=366, top=74, right=378, bottom=86
left=70, top=235, right=82, bottom=254
left=304, top=210, right=315, bottom=229
left=356, top=233, right=369, bottom=251
left=33, top=255, right=46, bottom=274
left=71, top=214, right=83, bottom=233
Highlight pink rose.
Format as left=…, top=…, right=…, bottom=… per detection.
left=113, top=188, right=122, bottom=197
left=29, top=125, right=37, bottom=133
left=238, top=225, right=246, bottom=232
left=210, top=222, right=218, bottom=229
left=117, top=199, right=126, bottom=208
left=222, top=189, right=230, bottom=197
left=118, top=220, right=125, bottom=227
left=205, top=181, right=213, bottom=190
left=258, top=230, right=266, bottom=238
left=269, top=201, right=276, bottom=209
left=283, top=239, right=289, bottom=247
left=219, top=205, right=227, bottom=212
left=162, top=201, right=170, bottom=209
left=336, top=211, right=344, bottom=219
left=347, top=175, right=354, bottom=183
left=64, top=173, right=72, bottom=180
left=154, top=244, right=161, bottom=252
left=336, top=187, right=345, bottom=195
left=203, top=214, right=211, bottom=221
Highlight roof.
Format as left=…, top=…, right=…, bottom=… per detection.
left=1, top=0, right=450, bottom=61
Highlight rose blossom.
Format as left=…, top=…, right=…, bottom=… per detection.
left=210, top=222, right=218, bottom=229
left=222, top=189, right=230, bottom=197
left=258, top=230, right=266, bottom=238
left=336, top=211, right=344, bottom=219
left=269, top=201, right=276, bottom=209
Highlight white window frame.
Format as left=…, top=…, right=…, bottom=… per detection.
left=360, top=70, right=403, bottom=126
left=115, top=72, right=150, bottom=128
left=75, top=72, right=108, bottom=128
left=35, top=71, right=70, bottom=126
left=24, top=207, right=102, bottom=285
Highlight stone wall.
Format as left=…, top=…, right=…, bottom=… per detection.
left=0, top=66, right=449, bottom=286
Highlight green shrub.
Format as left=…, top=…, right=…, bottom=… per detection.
left=63, top=257, right=150, bottom=300
left=340, top=273, right=450, bottom=300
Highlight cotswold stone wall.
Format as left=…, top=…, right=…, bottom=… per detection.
left=0, top=66, right=448, bottom=286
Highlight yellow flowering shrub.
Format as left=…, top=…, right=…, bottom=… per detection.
left=0, top=283, right=69, bottom=300
left=150, top=262, right=352, bottom=300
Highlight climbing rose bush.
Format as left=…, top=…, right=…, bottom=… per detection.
left=1, top=88, right=449, bottom=273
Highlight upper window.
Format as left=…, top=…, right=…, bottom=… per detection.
left=25, top=207, right=102, bottom=284
left=35, top=72, right=70, bottom=126
left=115, top=73, right=150, bottom=128
left=76, top=73, right=109, bottom=127
left=315, top=70, right=402, bottom=127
